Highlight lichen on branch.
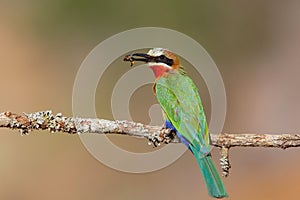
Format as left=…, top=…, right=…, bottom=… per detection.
left=1, top=110, right=300, bottom=177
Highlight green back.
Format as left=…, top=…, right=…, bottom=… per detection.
left=155, top=70, right=210, bottom=154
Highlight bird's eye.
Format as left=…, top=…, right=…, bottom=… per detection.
left=154, top=55, right=173, bottom=66
left=157, top=55, right=166, bottom=62
left=159, top=55, right=168, bottom=62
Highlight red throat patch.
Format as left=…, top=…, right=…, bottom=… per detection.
left=149, top=65, right=170, bottom=78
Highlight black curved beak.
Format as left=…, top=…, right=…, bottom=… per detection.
left=123, top=52, right=174, bottom=67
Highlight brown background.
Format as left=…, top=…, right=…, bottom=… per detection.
left=1, top=1, right=300, bottom=200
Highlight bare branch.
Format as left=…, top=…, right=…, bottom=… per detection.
left=1, top=110, right=300, bottom=176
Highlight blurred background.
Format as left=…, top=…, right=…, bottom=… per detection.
left=1, top=0, right=300, bottom=199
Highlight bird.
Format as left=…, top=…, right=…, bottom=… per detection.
left=124, top=48, right=228, bottom=198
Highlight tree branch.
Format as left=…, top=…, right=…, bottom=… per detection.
left=1, top=110, right=300, bottom=177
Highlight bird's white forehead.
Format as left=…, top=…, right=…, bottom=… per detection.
left=147, top=48, right=165, bottom=56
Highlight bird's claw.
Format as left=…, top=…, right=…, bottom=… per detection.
left=147, top=128, right=175, bottom=147
left=160, top=128, right=175, bottom=144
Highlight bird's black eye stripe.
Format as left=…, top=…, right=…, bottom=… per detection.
left=157, top=55, right=174, bottom=66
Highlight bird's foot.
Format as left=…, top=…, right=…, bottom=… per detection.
left=147, top=128, right=175, bottom=147
left=159, top=128, right=175, bottom=144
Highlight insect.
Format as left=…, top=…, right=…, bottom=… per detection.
left=123, top=55, right=135, bottom=66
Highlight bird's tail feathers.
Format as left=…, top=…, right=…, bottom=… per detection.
left=195, top=152, right=228, bottom=198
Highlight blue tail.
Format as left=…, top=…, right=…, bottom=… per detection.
left=195, top=153, right=228, bottom=198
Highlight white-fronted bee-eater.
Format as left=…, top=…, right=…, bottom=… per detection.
left=124, top=48, right=228, bottom=198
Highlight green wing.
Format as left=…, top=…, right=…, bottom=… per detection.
left=156, top=70, right=228, bottom=198
left=155, top=71, right=210, bottom=154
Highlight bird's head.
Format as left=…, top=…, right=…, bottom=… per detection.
left=124, top=48, right=180, bottom=78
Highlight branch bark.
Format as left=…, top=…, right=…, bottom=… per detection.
left=1, top=110, right=300, bottom=177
